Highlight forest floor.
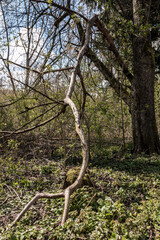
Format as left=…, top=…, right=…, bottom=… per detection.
left=0, top=144, right=160, bottom=239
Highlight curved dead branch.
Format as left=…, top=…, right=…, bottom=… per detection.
left=11, top=192, right=64, bottom=227
left=11, top=16, right=96, bottom=228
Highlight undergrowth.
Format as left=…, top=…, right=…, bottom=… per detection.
left=0, top=145, right=160, bottom=239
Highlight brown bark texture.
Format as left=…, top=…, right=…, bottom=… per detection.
left=131, top=0, right=160, bottom=154
left=131, top=33, right=160, bottom=154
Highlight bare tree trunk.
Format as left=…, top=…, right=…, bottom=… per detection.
left=131, top=0, right=160, bottom=154
left=131, top=33, right=160, bottom=154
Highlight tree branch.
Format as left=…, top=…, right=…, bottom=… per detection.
left=19, top=102, right=55, bottom=114
left=11, top=192, right=64, bottom=227
left=0, top=105, right=66, bottom=136
left=1, top=58, right=74, bottom=75
left=12, top=77, right=64, bottom=104
left=31, top=0, right=89, bottom=22
left=0, top=2, right=16, bottom=95
left=76, top=20, right=131, bottom=106
left=86, top=48, right=131, bottom=106
left=95, top=18, right=133, bottom=82
left=0, top=96, right=25, bottom=108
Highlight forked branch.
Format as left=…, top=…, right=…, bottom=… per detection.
left=11, top=16, right=96, bottom=228
left=11, top=193, right=64, bottom=227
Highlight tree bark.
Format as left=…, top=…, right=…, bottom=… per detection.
left=131, top=33, right=160, bottom=154
left=131, top=0, right=160, bottom=154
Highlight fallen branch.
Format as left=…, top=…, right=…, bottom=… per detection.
left=11, top=192, right=64, bottom=227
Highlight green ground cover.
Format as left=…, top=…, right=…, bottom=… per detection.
left=0, top=146, right=160, bottom=239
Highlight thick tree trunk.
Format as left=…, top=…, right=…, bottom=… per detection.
left=131, top=0, right=160, bottom=154
left=131, top=33, right=160, bottom=154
